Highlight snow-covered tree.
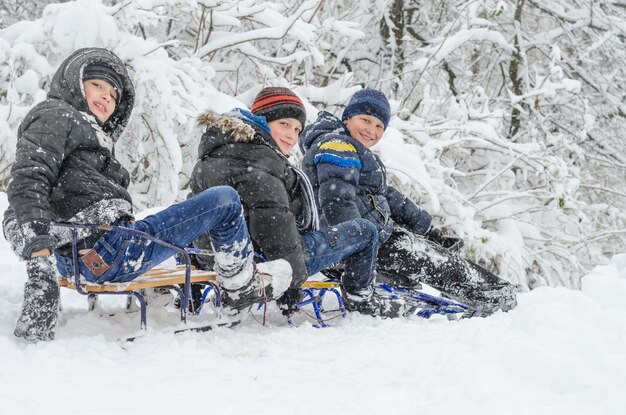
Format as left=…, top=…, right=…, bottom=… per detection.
left=1, top=0, right=625, bottom=289
left=0, top=0, right=67, bottom=28
left=294, top=0, right=626, bottom=289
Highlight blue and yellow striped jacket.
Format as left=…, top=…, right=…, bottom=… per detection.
left=299, top=111, right=432, bottom=244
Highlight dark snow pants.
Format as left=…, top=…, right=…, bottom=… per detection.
left=376, top=226, right=517, bottom=315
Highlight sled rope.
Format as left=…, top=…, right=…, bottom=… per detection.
left=256, top=272, right=271, bottom=326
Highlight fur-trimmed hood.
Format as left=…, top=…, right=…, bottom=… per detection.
left=196, top=108, right=283, bottom=160
left=197, top=110, right=257, bottom=143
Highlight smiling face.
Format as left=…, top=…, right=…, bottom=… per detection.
left=83, top=79, right=117, bottom=123
left=343, top=114, right=385, bottom=148
left=267, top=118, right=303, bottom=155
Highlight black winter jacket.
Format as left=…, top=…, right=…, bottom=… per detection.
left=190, top=110, right=317, bottom=286
left=3, top=48, right=135, bottom=257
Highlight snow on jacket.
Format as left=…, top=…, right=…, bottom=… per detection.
left=299, top=111, right=432, bottom=244
left=3, top=47, right=135, bottom=255
left=190, top=109, right=317, bottom=287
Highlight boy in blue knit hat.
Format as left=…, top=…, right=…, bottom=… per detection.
left=299, top=88, right=517, bottom=315
left=341, top=88, right=391, bottom=146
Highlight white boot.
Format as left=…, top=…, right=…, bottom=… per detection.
left=219, top=259, right=292, bottom=318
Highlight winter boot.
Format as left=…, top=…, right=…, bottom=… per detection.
left=448, top=279, right=518, bottom=316
left=220, top=259, right=292, bottom=318
left=475, top=281, right=518, bottom=315
left=14, top=257, right=60, bottom=342
left=343, top=288, right=410, bottom=319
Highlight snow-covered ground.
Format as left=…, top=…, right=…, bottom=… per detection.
left=1, top=191, right=625, bottom=415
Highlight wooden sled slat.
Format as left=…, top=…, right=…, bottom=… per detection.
left=59, top=264, right=338, bottom=293
left=58, top=265, right=217, bottom=293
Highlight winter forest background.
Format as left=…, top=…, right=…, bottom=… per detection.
left=1, top=0, right=625, bottom=291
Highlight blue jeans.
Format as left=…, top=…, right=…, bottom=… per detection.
left=301, top=218, right=378, bottom=295
left=56, top=186, right=252, bottom=283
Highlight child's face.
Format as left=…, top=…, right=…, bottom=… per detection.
left=343, top=114, right=385, bottom=148
left=83, top=79, right=118, bottom=123
left=268, top=118, right=303, bottom=155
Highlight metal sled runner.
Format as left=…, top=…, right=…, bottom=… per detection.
left=377, top=283, right=474, bottom=319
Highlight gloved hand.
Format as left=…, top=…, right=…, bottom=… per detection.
left=20, top=221, right=58, bottom=260
left=22, top=234, right=57, bottom=259
left=425, top=226, right=464, bottom=252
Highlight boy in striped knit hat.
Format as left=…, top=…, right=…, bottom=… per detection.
left=190, top=87, right=410, bottom=318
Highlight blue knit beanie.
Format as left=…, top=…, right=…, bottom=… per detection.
left=342, top=88, right=391, bottom=129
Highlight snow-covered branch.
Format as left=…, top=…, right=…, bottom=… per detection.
left=195, top=0, right=320, bottom=58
